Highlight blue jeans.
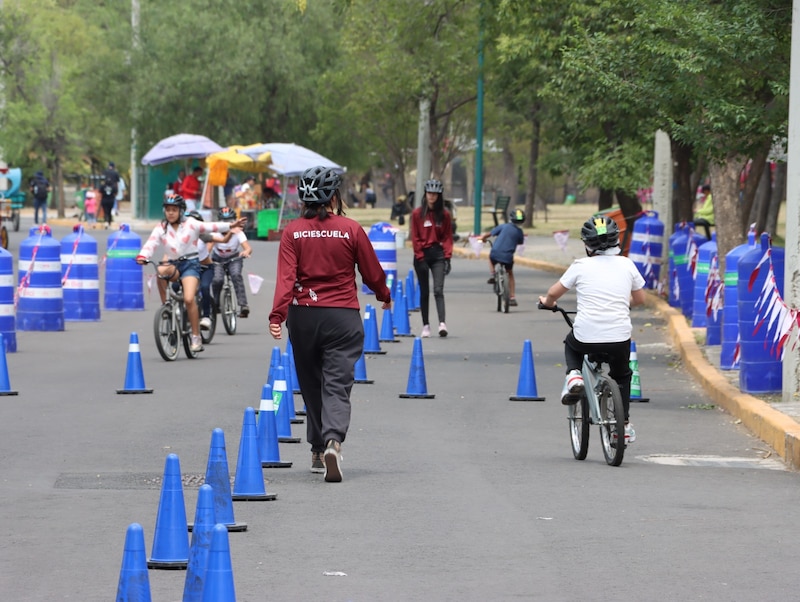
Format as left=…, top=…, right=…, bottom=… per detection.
left=34, top=198, right=47, bottom=224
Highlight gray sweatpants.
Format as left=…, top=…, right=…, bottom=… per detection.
left=287, top=306, right=364, bottom=453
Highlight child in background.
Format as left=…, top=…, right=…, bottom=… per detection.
left=84, top=190, right=98, bottom=224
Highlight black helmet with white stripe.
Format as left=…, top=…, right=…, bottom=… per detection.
left=299, top=166, right=341, bottom=204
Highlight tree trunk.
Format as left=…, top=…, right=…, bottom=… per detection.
left=753, top=160, right=772, bottom=235
left=525, top=105, right=540, bottom=229
left=672, top=140, right=696, bottom=225
left=766, top=161, right=785, bottom=238
left=501, top=135, right=516, bottom=216
left=739, top=142, right=770, bottom=233
left=55, top=157, right=65, bottom=218
left=598, top=188, right=613, bottom=211
left=615, top=189, right=643, bottom=236
left=709, top=155, right=748, bottom=273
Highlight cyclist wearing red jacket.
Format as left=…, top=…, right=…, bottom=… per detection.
left=269, top=166, right=391, bottom=483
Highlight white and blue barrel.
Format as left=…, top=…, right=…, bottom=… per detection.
left=17, top=225, right=64, bottom=331
left=61, top=225, right=100, bottom=321
left=0, top=247, right=17, bottom=352
left=104, top=224, right=144, bottom=311
left=628, top=211, right=664, bottom=289
left=362, top=222, right=397, bottom=294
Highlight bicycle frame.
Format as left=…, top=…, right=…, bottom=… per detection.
left=146, top=258, right=200, bottom=361
left=213, top=255, right=242, bottom=335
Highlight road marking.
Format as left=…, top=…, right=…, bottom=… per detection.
left=637, top=454, right=786, bottom=470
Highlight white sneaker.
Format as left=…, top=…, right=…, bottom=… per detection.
left=190, top=335, right=204, bottom=353
left=438, top=322, right=448, bottom=337
left=561, top=370, right=584, bottom=405
left=199, top=317, right=211, bottom=330
left=421, top=324, right=431, bottom=338
left=323, top=440, right=342, bottom=483
left=625, top=422, right=636, bottom=444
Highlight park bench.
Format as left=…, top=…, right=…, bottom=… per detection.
left=482, top=195, right=510, bottom=227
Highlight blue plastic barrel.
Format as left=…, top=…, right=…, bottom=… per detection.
left=61, top=225, right=100, bottom=321
left=670, top=224, right=706, bottom=318
left=667, top=225, right=682, bottom=307
left=720, top=230, right=757, bottom=369
left=704, top=252, right=722, bottom=346
left=691, top=233, right=717, bottom=328
left=737, top=233, right=785, bottom=393
left=628, top=211, right=664, bottom=289
left=17, top=225, right=64, bottom=331
left=0, top=247, right=17, bottom=352
left=363, top=222, right=397, bottom=295
left=104, top=224, right=144, bottom=311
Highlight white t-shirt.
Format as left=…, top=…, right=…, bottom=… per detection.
left=559, top=253, right=645, bottom=343
left=212, top=230, right=248, bottom=258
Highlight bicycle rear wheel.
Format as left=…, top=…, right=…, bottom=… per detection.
left=222, top=288, right=237, bottom=335
left=568, top=396, right=590, bottom=460
left=153, top=305, right=179, bottom=361
left=202, top=308, right=217, bottom=344
left=501, top=271, right=510, bottom=313
left=598, top=377, right=625, bottom=466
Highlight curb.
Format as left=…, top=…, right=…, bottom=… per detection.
left=453, top=245, right=800, bottom=470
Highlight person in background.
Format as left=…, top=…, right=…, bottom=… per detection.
left=268, top=166, right=391, bottom=483
left=84, top=189, right=98, bottom=225
left=538, top=215, right=646, bottom=444
left=481, top=208, right=526, bottom=306
left=693, top=184, right=714, bottom=239
left=410, top=178, right=453, bottom=337
left=211, top=206, right=253, bottom=318
left=114, top=175, right=126, bottom=217
left=100, top=162, right=120, bottom=229
left=180, top=166, right=203, bottom=212
left=29, top=170, right=50, bottom=225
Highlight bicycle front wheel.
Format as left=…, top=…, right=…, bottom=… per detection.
left=222, top=288, right=237, bottom=335
left=568, top=396, right=590, bottom=460
left=153, top=305, right=179, bottom=361
left=181, top=307, right=199, bottom=359
left=598, top=377, right=625, bottom=466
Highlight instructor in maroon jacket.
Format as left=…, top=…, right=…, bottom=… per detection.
left=269, top=166, right=391, bottom=483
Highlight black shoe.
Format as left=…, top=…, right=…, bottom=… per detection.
left=239, top=306, right=249, bottom=318
left=487, top=276, right=495, bottom=284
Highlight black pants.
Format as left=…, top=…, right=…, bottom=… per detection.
left=564, top=331, right=632, bottom=421
left=101, top=197, right=115, bottom=225
left=288, top=306, right=364, bottom=452
left=413, top=245, right=446, bottom=326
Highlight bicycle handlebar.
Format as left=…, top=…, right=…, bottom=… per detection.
left=538, top=301, right=576, bottom=328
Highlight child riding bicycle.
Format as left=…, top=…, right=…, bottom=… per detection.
left=136, top=195, right=247, bottom=353
left=480, top=208, right=526, bottom=306
left=538, top=215, right=646, bottom=443
left=211, top=206, right=253, bottom=318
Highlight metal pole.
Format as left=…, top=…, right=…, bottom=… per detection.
left=130, top=0, right=140, bottom=218
left=783, top=0, right=800, bottom=403
left=473, top=3, right=485, bottom=234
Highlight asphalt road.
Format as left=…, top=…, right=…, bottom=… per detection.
left=1, top=217, right=799, bottom=601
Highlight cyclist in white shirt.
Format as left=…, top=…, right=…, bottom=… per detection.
left=136, top=195, right=246, bottom=352
left=539, top=215, right=646, bottom=443
left=211, top=207, right=253, bottom=318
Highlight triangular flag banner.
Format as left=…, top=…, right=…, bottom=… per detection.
left=553, top=230, right=569, bottom=253
left=248, top=272, right=264, bottom=295
left=515, top=235, right=527, bottom=257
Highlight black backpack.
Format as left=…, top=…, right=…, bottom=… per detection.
left=102, top=170, right=119, bottom=198
left=31, top=176, right=48, bottom=201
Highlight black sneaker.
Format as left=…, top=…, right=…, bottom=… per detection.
left=323, top=440, right=342, bottom=482
left=487, top=276, right=495, bottom=284
left=311, top=451, right=325, bottom=474
left=239, top=306, right=249, bottom=318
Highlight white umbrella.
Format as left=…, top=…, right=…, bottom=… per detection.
left=141, top=133, right=225, bottom=166
left=236, top=142, right=342, bottom=176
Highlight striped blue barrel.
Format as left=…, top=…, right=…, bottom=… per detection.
left=61, top=225, right=100, bottom=321
left=666, top=225, right=682, bottom=307
left=0, top=247, right=17, bottom=352
left=363, top=222, right=397, bottom=295
left=104, top=224, right=144, bottom=311
left=720, top=230, right=757, bottom=369
left=737, top=233, right=785, bottom=393
left=672, top=225, right=706, bottom=318
left=704, top=251, right=722, bottom=346
left=628, top=211, right=664, bottom=289
left=17, top=225, right=64, bottom=331
left=691, top=233, right=717, bottom=328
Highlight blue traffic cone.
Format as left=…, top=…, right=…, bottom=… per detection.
left=363, top=304, right=386, bottom=354
left=286, top=338, right=302, bottom=395
left=629, top=340, right=650, bottom=402
left=116, top=332, right=152, bottom=394
left=0, top=333, right=17, bottom=395
left=273, top=366, right=301, bottom=443
left=183, top=484, right=216, bottom=602
left=148, top=454, right=189, bottom=569
left=411, top=272, right=421, bottom=311
left=200, top=524, right=236, bottom=602
left=354, top=352, right=374, bottom=384
left=379, top=307, right=399, bottom=343
left=200, top=429, right=246, bottom=532
left=257, top=383, right=292, bottom=468
left=509, top=340, right=545, bottom=401
left=399, top=338, right=435, bottom=398
left=267, top=346, right=281, bottom=388
left=393, top=282, right=413, bottom=337
left=231, top=407, right=277, bottom=501
left=116, top=523, right=152, bottom=602
left=406, top=270, right=419, bottom=311
left=282, top=352, right=303, bottom=424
